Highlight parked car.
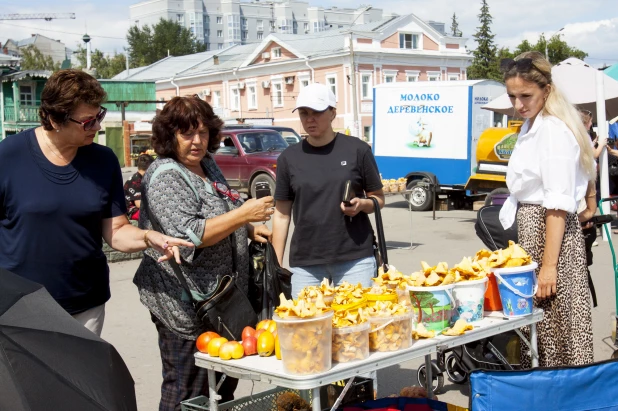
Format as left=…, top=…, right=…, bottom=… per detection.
left=258, top=126, right=303, bottom=145
left=215, top=128, right=288, bottom=198
left=222, top=124, right=303, bottom=145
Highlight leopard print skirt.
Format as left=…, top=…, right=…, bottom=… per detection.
left=517, top=204, right=593, bottom=367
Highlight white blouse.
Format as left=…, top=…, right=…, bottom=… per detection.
left=499, top=113, right=588, bottom=229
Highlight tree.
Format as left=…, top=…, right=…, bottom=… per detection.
left=510, top=34, right=587, bottom=64
left=450, top=13, right=462, bottom=37
left=20, top=45, right=60, bottom=71
left=73, top=45, right=127, bottom=79
left=127, top=18, right=206, bottom=67
left=467, top=0, right=501, bottom=81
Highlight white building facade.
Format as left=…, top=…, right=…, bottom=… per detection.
left=129, top=0, right=450, bottom=51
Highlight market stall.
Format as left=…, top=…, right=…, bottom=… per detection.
left=194, top=309, right=542, bottom=411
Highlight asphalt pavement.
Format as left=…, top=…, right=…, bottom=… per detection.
left=102, top=195, right=618, bottom=410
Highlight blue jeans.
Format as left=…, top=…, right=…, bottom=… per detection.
left=290, top=256, right=376, bottom=297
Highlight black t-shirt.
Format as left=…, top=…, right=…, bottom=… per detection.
left=124, top=171, right=143, bottom=218
left=275, top=134, right=383, bottom=267
left=0, top=129, right=127, bottom=314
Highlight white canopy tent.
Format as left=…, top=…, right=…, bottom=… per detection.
left=483, top=58, right=617, bottom=240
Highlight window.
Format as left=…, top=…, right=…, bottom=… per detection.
left=216, top=17, right=222, bottom=24
left=241, top=18, right=247, bottom=29
left=257, top=32, right=263, bottom=40
left=361, top=73, right=372, bottom=99
left=242, top=31, right=248, bottom=40
left=293, top=21, right=298, bottom=34
left=270, top=20, right=275, bottom=31
left=217, top=30, right=223, bottom=38
left=257, top=20, right=263, bottom=30
left=304, top=23, right=309, bottom=32
left=427, top=71, right=441, bottom=81
left=227, top=15, right=240, bottom=42
left=231, top=87, right=240, bottom=111
left=205, top=16, right=210, bottom=23
left=448, top=74, right=460, bottom=81
left=205, top=29, right=210, bottom=36
left=399, top=33, right=419, bottom=49
left=212, top=91, right=221, bottom=108
left=20, top=85, right=33, bottom=105
left=406, top=71, right=419, bottom=82
left=177, top=14, right=184, bottom=24
left=301, top=79, right=309, bottom=88
left=272, top=82, right=283, bottom=107
left=363, top=126, right=371, bottom=141
left=279, top=19, right=291, bottom=34
left=218, top=43, right=224, bottom=50
left=326, top=75, right=337, bottom=100
left=272, top=47, right=281, bottom=58
left=247, top=85, right=257, bottom=109
left=383, top=70, right=397, bottom=84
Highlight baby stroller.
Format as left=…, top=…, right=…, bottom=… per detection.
left=417, top=204, right=520, bottom=393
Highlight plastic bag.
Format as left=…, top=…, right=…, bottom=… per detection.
left=248, top=241, right=293, bottom=320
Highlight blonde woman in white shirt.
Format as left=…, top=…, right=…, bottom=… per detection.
left=499, top=51, right=596, bottom=367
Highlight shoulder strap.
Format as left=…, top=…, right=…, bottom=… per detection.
left=149, top=162, right=201, bottom=201
left=370, top=196, right=389, bottom=270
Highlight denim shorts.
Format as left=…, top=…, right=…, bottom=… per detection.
left=290, top=255, right=376, bottom=297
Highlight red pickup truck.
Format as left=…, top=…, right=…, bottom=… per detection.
left=215, top=128, right=288, bottom=198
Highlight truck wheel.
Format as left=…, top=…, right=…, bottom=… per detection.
left=484, top=188, right=510, bottom=206
left=250, top=174, right=276, bottom=199
left=406, top=180, right=433, bottom=211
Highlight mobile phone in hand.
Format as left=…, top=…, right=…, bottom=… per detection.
left=342, top=180, right=353, bottom=206
left=255, top=182, right=271, bottom=199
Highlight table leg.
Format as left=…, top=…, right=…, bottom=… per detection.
left=208, top=369, right=221, bottom=411
left=424, top=354, right=433, bottom=399
left=530, top=323, right=539, bottom=368
left=408, top=196, right=413, bottom=248
left=312, top=387, right=321, bottom=411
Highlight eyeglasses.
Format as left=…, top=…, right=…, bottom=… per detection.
left=212, top=181, right=241, bottom=202
left=68, top=107, right=107, bottom=131
left=500, top=58, right=534, bottom=74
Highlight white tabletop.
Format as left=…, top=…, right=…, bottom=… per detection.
left=195, top=309, right=543, bottom=390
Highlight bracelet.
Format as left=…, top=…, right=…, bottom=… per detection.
left=143, top=230, right=151, bottom=248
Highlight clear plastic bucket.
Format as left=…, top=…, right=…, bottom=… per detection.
left=368, top=311, right=413, bottom=352
left=274, top=311, right=333, bottom=375
left=332, top=322, right=370, bottom=363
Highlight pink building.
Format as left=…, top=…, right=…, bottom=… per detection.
left=117, top=14, right=471, bottom=140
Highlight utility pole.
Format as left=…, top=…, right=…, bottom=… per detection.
left=350, top=31, right=359, bottom=139
left=348, top=6, right=371, bottom=139
left=545, top=27, right=564, bottom=62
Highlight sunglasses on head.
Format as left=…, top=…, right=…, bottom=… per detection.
left=500, top=58, right=534, bottom=74
left=212, top=181, right=241, bottom=202
left=68, top=107, right=107, bottom=131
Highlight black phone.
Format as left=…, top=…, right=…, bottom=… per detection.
left=589, top=214, right=614, bottom=225
left=342, top=180, right=353, bottom=206
left=255, top=182, right=271, bottom=199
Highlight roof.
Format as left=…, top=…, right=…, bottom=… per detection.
left=112, top=66, right=150, bottom=80
left=0, top=70, right=53, bottom=82
left=17, top=36, right=37, bottom=47
left=117, top=50, right=220, bottom=81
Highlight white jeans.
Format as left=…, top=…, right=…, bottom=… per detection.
left=71, top=304, right=106, bottom=336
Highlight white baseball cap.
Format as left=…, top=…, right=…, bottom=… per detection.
left=293, top=83, right=336, bottom=112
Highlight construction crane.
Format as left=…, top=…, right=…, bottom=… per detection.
left=0, top=13, right=76, bottom=21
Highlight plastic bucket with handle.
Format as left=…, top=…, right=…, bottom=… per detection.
left=493, top=262, right=538, bottom=318
left=452, top=277, right=489, bottom=323
left=407, top=284, right=455, bottom=332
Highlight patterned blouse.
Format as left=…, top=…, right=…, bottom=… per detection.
left=134, top=155, right=250, bottom=340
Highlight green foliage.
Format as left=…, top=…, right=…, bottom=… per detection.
left=510, top=34, right=587, bottom=64
left=20, top=45, right=60, bottom=71
left=74, top=45, right=127, bottom=79
left=467, top=0, right=501, bottom=81
left=127, top=18, right=206, bottom=67
left=450, top=13, right=462, bottom=37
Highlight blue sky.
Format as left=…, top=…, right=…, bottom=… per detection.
left=2, top=0, right=617, bottom=67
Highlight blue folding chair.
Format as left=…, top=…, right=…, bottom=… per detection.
left=470, top=358, right=618, bottom=410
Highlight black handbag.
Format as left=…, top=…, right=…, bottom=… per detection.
left=248, top=241, right=293, bottom=320
left=369, top=196, right=389, bottom=276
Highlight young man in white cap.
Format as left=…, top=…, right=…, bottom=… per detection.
left=271, top=82, right=385, bottom=296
